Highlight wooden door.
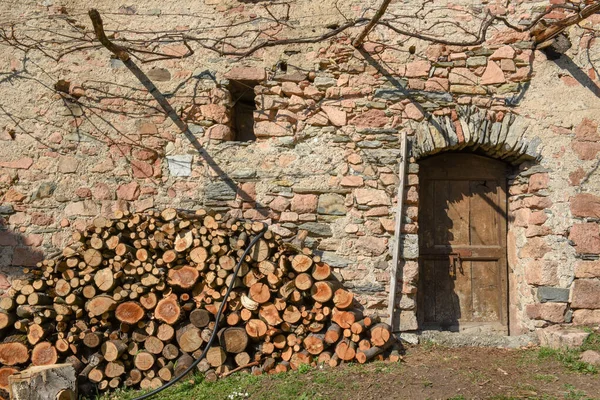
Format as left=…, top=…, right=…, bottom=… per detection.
left=418, top=153, right=508, bottom=334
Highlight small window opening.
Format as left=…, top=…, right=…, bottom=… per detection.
left=228, top=80, right=258, bottom=142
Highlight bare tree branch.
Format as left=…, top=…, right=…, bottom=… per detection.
left=533, top=1, right=600, bottom=45
left=352, top=0, right=392, bottom=48
left=199, top=17, right=369, bottom=57
left=88, top=9, right=130, bottom=61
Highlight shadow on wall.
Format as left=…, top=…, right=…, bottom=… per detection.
left=1, top=52, right=263, bottom=217
left=0, top=218, right=44, bottom=290
left=552, top=54, right=600, bottom=99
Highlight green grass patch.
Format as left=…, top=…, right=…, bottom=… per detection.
left=96, top=361, right=405, bottom=400
left=537, top=332, right=600, bottom=375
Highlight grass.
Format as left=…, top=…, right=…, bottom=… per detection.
left=97, top=362, right=395, bottom=400
left=536, top=331, right=600, bottom=375
left=95, top=333, right=600, bottom=400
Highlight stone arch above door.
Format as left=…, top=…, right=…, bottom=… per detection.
left=409, top=106, right=542, bottom=164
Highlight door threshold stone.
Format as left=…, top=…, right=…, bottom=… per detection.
left=397, top=330, right=539, bottom=348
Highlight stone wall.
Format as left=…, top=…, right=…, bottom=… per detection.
left=1, top=0, right=600, bottom=333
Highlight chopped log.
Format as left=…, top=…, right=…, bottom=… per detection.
left=291, top=254, right=312, bottom=273
left=54, top=279, right=71, bottom=297
left=115, top=302, right=144, bottom=324
left=249, top=283, right=270, bottom=304
left=31, top=342, right=57, bottom=366
left=294, top=273, right=313, bottom=291
left=257, top=260, right=275, bottom=275
left=0, top=367, right=19, bottom=390
left=245, top=319, right=267, bottom=339
left=173, top=354, right=194, bottom=377
left=140, top=292, right=157, bottom=310
left=358, top=339, right=371, bottom=351
left=190, top=309, right=211, bottom=328
left=157, top=324, right=175, bottom=342
left=219, top=255, right=236, bottom=271
left=241, top=295, right=259, bottom=311
left=312, top=262, right=331, bottom=281
left=8, top=364, right=77, bottom=400
left=125, top=369, right=143, bottom=387
left=174, top=231, right=193, bottom=252
left=331, top=310, right=356, bottom=329
left=282, top=305, right=301, bottom=324
left=351, top=319, right=368, bottom=335
left=176, top=324, right=203, bottom=353
left=85, top=295, right=117, bottom=317
left=289, top=351, right=311, bottom=370
left=189, top=247, right=208, bottom=264
left=161, top=250, right=177, bottom=264
left=0, top=297, right=15, bottom=311
left=310, top=281, right=334, bottom=303
left=134, top=351, right=155, bottom=371
left=234, top=352, right=251, bottom=367
left=0, top=342, right=29, bottom=366
left=31, top=326, right=55, bottom=348
left=94, top=268, right=115, bottom=292
left=259, top=303, right=283, bottom=326
left=218, top=327, right=248, bottom=354
left=87, top=368, right=103, bottom=383
left=274, top=361, right=289, bottom=373
left=389, top=349, right=402, bottom=363
left=370, top=323, right=392, bottom=347
left=101, top=340, right=127, bottom=362
left=333, top=288, right=354, bottom=309
left=249, top=239, right=269, bottom=262
left=317, top=351, right=332, bottom=365
left=155, top=294, right=180, bottom=324
left=167, top=266, right=199, bottom=289
left=206, top=346, right=227, bottom=367
left=227, top=312, right=240, bottom=326
left=105, top=361, right=126, bottom=378
left=335, top=339, right=356, bottom=361
left=160, top=208, right=177, bottom=221
left=27, top=293, right=52, bottom=306
left=328, top=353, right=340, bottom=367
left=303, top=334, right=325, bottom=355
left=83, top=249, right=102, bottom=267
left=162, top=343, right=179, bottom=360
left=158, top=364, right=173, bottom=382
left=356, top=342, right=391, bottom=364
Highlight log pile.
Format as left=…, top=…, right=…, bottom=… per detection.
left=0, top=208, right=401, bottom=396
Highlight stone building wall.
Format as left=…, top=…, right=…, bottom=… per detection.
left=1, top=0, right=600, bottom=334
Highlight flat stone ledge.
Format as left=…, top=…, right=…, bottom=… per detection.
left=412, top=331, right=538, bottom=348
left=537, top=325, right=591, bottom=349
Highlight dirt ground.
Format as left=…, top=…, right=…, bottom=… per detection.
left=109, top=342, right=599, bottom=400
left=250, top=345, right=599, bottom=400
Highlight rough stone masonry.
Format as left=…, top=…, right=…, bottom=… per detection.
left=0, top=0, right=600, bottom=335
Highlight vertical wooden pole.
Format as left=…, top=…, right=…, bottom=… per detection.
left=388, top=132, right=407, bottom=331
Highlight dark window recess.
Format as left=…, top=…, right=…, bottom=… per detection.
left=228, top=80, right=258, bottom=142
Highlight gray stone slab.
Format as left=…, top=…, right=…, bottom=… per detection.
left=298, top=222, right=333, bottom=237
left=537, top=287, right=570, bottom=303
left=0, top=205, right=14, bottom=214
left=205, top=181, right=237, bottom=201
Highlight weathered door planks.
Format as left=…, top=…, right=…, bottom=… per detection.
left=418, top=153, right=508, bottom=333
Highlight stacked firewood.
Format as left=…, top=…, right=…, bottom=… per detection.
left=0, top=208, right=401, bottom=395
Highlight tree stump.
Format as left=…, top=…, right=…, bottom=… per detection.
left=9, top=364, right=77, bottom=400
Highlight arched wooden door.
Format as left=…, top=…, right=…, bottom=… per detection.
left=417, top=153, right=508, bottom=334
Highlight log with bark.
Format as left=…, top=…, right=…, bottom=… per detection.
left=0, top=208, right=402, bottom=394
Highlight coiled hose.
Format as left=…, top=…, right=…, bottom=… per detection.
left=133, top=223, right=268, bottom=400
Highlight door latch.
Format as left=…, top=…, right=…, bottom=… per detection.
left=449, top=253, right=464, bottom=280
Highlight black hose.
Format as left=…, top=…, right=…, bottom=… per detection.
left=133, top=223, right=268, bottom=400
